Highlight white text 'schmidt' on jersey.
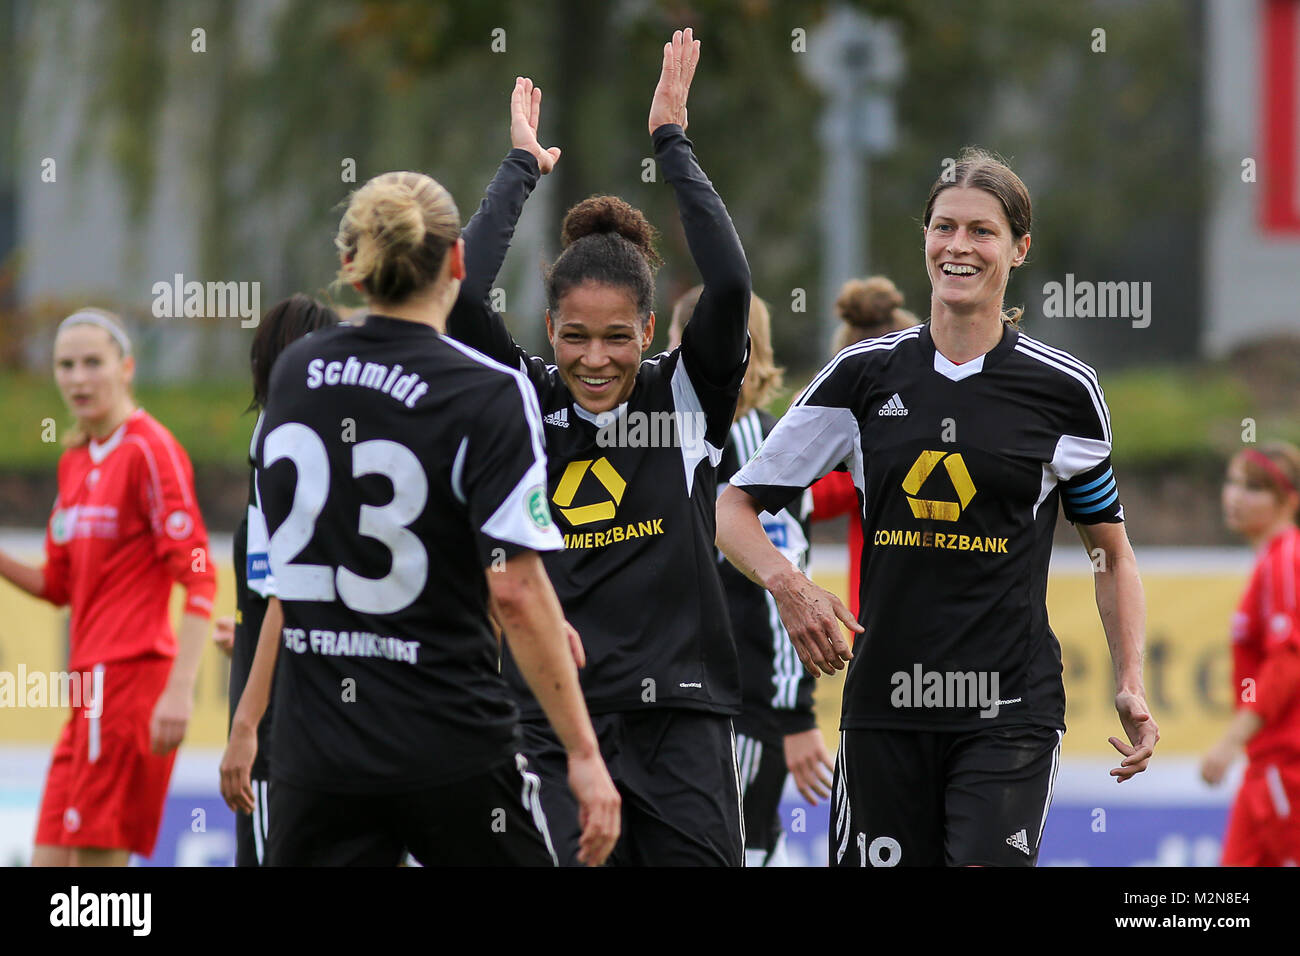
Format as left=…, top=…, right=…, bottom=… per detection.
left=731, top=322, right=1124, bottom=732
left=255, top=309, right=562, bottom=794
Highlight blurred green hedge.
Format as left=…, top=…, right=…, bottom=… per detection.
left=0, top=374, right=254, bottom=468
left=1, top=364, right=1292, bottom=471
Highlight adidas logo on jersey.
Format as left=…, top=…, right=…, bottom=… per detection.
left=1005, top=829, right=1031, bottom=855
left=877, top=393, right=909, bottom=416
left=544, top=408, right=569, bottom=428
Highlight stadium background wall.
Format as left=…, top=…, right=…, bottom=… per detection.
left=0, top=555, right=1247, bottom=757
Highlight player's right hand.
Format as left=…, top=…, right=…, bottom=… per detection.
left=567, top=750, right=621, bottom=866
left=1199, top=737, right=1237, bottom=786
left=772, top=571, right=859, bottom=677
left=564, top=620, right=586, bottom=669
left=220, top=724, right=258, bottom=814
left=510, top=76, right=561, bottom=174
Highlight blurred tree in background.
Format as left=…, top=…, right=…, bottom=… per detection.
left=23, top=0, right=1201, bottom=376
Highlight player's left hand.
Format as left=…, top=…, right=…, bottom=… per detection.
left=648, top=28, right=699, bottom=134
left=149, top=683, right=192, bottom=755
left=784, top=728, right=834, bottom=804
left=212, top=615, right=235, bottom=657
left=220, top=724, right=258, bottom=814
left=510, top=76, right=561, bottom=174
left=1109, top=689, right=1158, bottom=782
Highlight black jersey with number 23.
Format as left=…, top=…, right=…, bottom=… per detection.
left=255, top=310, right=562, bottom=794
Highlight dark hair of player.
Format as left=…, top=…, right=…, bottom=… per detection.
left=545, top=196, right=662, bottom=322
left=922, top=146, right=1032, bottom=325
left=334, top=171, right=461, bottom=306
left=247, top=294, right=340, bottom=410
left=1235, top=442, right=1300, bottom=527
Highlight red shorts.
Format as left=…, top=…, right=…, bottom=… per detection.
left=1221, top=761, right=1300, bottom=866
left=34, top=655, right=177, bottom=858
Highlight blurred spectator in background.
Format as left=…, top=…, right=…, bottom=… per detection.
left=1201, top=441, right=1300, bottom=866
left=0, top=308, right=216, bottom=866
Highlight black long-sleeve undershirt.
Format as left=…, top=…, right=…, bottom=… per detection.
left=450, top=124, right=751, bottom=389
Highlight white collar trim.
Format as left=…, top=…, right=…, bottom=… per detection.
left=572, top=400, right=627, bottom=425
left=87, top=411, right=137, bottom=463
left=934, top=350, right=986, bottom=382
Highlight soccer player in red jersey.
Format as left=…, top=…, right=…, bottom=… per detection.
left=0, top=309, right=217, bottom=866
left=1201, top=442, right=1300, bottom=866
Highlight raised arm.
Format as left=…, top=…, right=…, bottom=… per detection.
left=448, top=77, right=557, bottom=379
left=461, top=78, right=557, bottom=303
left=651, top=29, right=751, bottom=387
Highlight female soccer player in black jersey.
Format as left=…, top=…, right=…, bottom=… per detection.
left=669, top=288, right=828, bottom=867
left=718, top=148, right=1159, bottom=867
left=216, top=295, right=338, bottom=865
left=449, top=30, right=751, bottom=865
left=219, top=168, right=619, bottom=866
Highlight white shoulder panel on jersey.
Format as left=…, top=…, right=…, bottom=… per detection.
left=480, top=458, right=564, bottom=552
left=670, top=358, right=725, bottom=496
left=731, top=404, right=865, bottom=506
left=1049, top=432, right=1112, bottom=482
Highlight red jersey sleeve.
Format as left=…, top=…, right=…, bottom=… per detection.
left=127, top=425, right=217, bottom=619
left=810, top=468, right=857, bottom=522
left=1239, top=530, right=1300, bottom=722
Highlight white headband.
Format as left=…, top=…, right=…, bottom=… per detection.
left=58, top=311, right=132, bottom=356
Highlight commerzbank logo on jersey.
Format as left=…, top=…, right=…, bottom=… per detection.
left=902, top=450, right=975, bottom=521
left=552, top=457, right=665, bottom=549
left=872, top=450, right=1009, bottom=555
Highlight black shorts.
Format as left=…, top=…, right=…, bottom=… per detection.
left=520, top=710, right=744, bottom=867
left=234, top=777, right=271, bottom=867
left=267, top=755, right=557, bottom=866
left=830, top=725, right=1063, bottom=868
left=735, top=733, right=787, bottom=865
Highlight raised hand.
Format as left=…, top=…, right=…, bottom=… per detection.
left=510, top=76, right=561, bottom=175
left=648, top=27, right=700, bottom=135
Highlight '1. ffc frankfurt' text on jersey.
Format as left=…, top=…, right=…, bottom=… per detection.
left=255, top=311, right=562, bottom=793
left=732, top=323, right=1124, bottom=732
left=450, top=124, right=752, bottom=718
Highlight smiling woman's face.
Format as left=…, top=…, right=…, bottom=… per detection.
left=924, top=186, right=1029, bottom=315
left=547, top=281, right=654, bottom=414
